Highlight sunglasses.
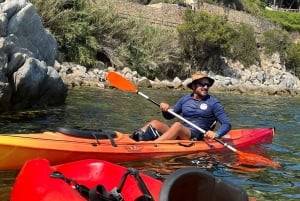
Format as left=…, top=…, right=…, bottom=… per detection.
left=194, top=81, right=212, bottom=87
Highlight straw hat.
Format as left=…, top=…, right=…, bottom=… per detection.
left=187, top=71, right=215, bottom=89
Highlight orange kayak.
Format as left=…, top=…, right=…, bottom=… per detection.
left=0, top=127, right=275, bottom=170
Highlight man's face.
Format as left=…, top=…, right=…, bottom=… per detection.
left=192, top=78, right=211, bottom=97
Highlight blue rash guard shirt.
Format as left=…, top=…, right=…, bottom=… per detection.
left=162, top=94, right=231, bottom=140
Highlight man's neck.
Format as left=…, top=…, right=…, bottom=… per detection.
left=193, top=93, right=208, bottom=100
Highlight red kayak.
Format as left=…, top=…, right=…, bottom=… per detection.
left=11, top=158, right=249, bottom=201
left=10, top=158, right=162, bottom=201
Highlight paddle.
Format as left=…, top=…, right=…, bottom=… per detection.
left=106, top=71, right=281, bottom=168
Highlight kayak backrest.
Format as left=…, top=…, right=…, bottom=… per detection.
left=57, top=127, right=117, bottom=139
left=159, top=168, right=248, bottom=201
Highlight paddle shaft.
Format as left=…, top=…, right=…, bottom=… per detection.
left=138, top=91, right=237, bottom=152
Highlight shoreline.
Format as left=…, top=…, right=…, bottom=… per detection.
left=56, top=63, right=300, bottom=97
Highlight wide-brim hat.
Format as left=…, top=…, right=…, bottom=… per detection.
left=187, top=71, right=215, bottom=89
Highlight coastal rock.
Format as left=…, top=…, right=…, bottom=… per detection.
left=0, top=0, right=68, bottom=112
left=56, top=59, right=300, bottom=96
left=173, top=77, right=182, bottom=89
left=137, top=77, right=151, bottom=88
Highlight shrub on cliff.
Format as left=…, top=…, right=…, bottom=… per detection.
left=228, top=23, right=260, bottom=67
left=177, top=9, right=260, bottom=72
left=286, top=43, right=300, bottom=78
left=262, top=10, right=300, bottom=32
left=31, top=0, right=145, bottom=69
left=261, top=28, right=300, bottom=77
left=31, top=0, right=183, bottom=79
left=261, top=28, right=291, bottom=58
left=117, top=17, right=181, bottom=80
left=31, top=0, right=101, bottom=67
left=177, top=10, right=234, bottom=72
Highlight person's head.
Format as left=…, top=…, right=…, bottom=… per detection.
left=187, top=72, right=214, bottom=97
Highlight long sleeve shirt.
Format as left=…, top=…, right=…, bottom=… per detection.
left=162, top=94, right=231, bottom=139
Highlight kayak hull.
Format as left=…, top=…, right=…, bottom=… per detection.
left=10, top=158, right=163, bottom=201
left=0, top=128, right=275, bottom=170
left=11, top=158, right=249, bottom=201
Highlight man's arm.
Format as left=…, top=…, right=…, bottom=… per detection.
left=213, top=102, right=231, bottom=138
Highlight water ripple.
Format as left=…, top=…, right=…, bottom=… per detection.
left=1, top=88, right=300, bottom=201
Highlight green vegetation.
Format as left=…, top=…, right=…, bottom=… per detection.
left=262, top=10, right=300, bottom=32
left=287, top=43, right=300, bottom=78
left=261, top=28, right=300, bottom=77
left=177, top=10, right=235, bottom=72
left=127, top=0, right=300, bottom=32
left=31, top=0, right=100, bottom=67
left=261, top=28, right=291, bottom=59
left=31, top=0, right=181, bottom=79
left=240, top=0, right=266, bottom=14
left=30, top=0, right=300, bottom=80
left=117, top=16, right=180, bottom=79
left=228, top=23, right=260, bottom=67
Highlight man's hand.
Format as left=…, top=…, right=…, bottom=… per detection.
left=204, top=130, right=218, bottom=139
left=160, top=102, right=170, bottom=112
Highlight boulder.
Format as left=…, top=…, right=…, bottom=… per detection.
left=0, top=0, right=68, bottom=112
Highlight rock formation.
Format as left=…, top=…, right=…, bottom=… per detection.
left=0, top=0, right=68, bottom=112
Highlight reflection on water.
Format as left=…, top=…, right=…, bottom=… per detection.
left=0, top=87, right=300, bottom=201
left=0, top=170, right=18, bottom=201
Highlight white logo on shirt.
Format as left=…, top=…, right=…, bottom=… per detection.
left=200, top=103, right=207, bottom=110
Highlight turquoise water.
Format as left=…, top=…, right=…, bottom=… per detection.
left=0, top=87, right=299, bottom=200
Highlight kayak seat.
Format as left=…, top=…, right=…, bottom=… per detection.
left=90, top=168, right=155, bottom=201
left=159, top=168, right=249, bottom=201
left=57, top=127, right=117, bottom=139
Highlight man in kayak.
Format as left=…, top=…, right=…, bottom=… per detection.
left=131, top=71, right=231, bottom=141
